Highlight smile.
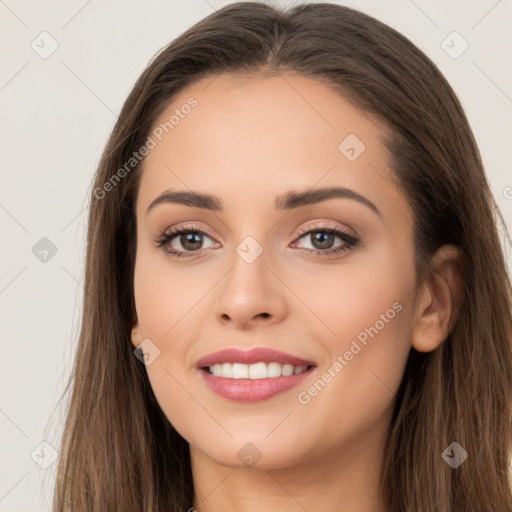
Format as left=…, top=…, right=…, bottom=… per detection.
left=196, top=347, right=317, bottom=402
left=206, top=362, right=311, bottom=379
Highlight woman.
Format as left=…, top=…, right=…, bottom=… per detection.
left=51, top=2, right=512, bottom=511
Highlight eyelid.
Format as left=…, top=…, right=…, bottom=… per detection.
left=294, top=220, right=357, bottom=239
left=163, top=222, right=217, bottom=239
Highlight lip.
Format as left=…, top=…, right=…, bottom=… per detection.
left=199, top=368, right=315, bottom=402
left=195, top=348, right=317, bottom=403
left=195, top=348, right=316, bottom=368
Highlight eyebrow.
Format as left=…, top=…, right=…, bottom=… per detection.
left=146, top=186, right=381, bottom=217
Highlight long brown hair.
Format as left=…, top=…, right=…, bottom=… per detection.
left=48, top=2, right=512, bottom=510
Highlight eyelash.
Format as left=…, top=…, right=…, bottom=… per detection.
left=153, top=221, right=360, bottom=260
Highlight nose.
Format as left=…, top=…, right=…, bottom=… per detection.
left=215, top=245, right=287, bottom=330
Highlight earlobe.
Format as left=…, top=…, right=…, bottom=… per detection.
left=131, top=322, right=142, bottom=348
left=411, top=244, right=462, bottom=353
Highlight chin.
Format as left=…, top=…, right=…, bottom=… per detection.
left=192, top=434, right=312, bottom=472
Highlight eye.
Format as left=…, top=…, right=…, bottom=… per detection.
left=291, top=221, right=360, bottom=258
left=154, top=221, right=360, bottom=259
left=154, top=223, right=219, bottom=259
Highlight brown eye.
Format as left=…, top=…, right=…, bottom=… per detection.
left=154, top=224, right=218, bottom=259
left=308, top=231, right=336, bottom=250
left=292, top=222, right=360, bottom=259
left=179, top=232, right=204, bottom=251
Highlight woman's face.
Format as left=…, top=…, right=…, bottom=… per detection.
left=131, top=72, right=420, bottom=471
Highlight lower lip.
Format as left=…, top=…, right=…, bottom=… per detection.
left=198, top=367, right=315, bottom=402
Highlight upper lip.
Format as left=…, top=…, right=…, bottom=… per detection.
left=195, top=348, right=316, bottom=368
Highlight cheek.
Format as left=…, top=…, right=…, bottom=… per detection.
left=291, top=292, right=412, bottom=457
left=292, top=242, right=413, bottom=353
left=133, top=246, right=213, bottom=339
left=132, top=250, right=215, bottom=439
left=309, top=268, right=411, bottom=395
left=292, top=246, right=414, bottom=419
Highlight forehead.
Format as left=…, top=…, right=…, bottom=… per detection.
left=136, top=72, right=402, bottom=219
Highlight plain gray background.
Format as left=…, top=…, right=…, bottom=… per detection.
left=1, top=0, right=511, bottom=510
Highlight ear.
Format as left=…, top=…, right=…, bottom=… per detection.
left=411, top=244, right=463, bottom=353
left=130, top=319, right=143, bottom=349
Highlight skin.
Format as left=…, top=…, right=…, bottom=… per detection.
left=130, top=72, right=461, bottom=512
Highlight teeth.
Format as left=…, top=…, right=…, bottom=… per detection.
left=221, top=362, right=232, bottom=378
left=282, top=364, right=294, bottom=376
left=208, top=362, right=309, bottom=379
left=267, top=362, right=282, bottom=378
left=249, top=362, right=267, bottom=379
left=232, top=363, right=249, bottom=379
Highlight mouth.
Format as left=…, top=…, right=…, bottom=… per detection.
left=195, top=348, right=317, bottom=402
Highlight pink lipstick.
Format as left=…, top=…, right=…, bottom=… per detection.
left=196, top=348, right=316, bottom=402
